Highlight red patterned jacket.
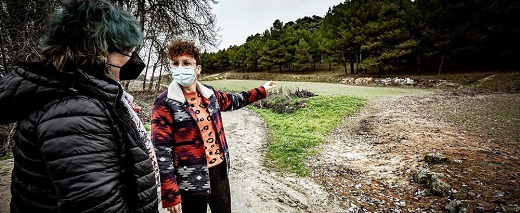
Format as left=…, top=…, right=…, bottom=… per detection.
left=151, top=81, right=266, bottom=208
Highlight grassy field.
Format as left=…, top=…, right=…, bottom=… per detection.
left=252, top=96, right=365, bottom=175
left=204, top=80, right=430, bottom=175
left=204, top=80, right=430, bottom=100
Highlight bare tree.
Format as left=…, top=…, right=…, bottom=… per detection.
left=122, top=0, right=221, bottom=90
left=155, top=51, right=171, bottom=92
left=0, top=0, right=59, bottom=74
left=0, top=0, right=220, bottom=75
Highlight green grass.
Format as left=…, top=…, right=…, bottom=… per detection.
left=250, top=96, right=365, bottom=176
left=0, top=152, right=13, bottom=161
left=144, top=124, right=151, bottom=132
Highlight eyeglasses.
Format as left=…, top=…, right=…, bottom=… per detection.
left=172, top=59, right=196, bottom=69
left=117, top=51, right=138, bottom=58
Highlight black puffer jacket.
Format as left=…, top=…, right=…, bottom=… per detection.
left=0, top=62, right=158, bottom=213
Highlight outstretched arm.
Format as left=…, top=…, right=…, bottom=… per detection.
left=215, top=81, right=276, bottom=112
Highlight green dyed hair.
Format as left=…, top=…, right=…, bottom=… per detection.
left=41, top=0, right=143, bottom=71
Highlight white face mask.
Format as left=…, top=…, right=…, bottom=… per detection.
left=172, top=66, right=196, bottom=87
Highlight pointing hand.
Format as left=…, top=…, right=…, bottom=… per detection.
left=263, top=81, right=277, bottom=91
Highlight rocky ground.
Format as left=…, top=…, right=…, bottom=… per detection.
left=1, top=91, right=519, bottom=212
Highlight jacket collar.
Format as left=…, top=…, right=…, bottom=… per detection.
left=167, top=81, right=214, bottom=103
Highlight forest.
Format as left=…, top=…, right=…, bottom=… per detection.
left=200, top=0, right=520, bottom=76
left=1, top=0, right=519, bottom=81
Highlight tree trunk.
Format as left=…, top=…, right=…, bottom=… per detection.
left=156, top=58, right=164, bottom=92
left=417, top=55, right=421, bottom=75
left=350, top=57, right=355, bottom=74
left=342, top=51, right=348, bottom=75
left=137, top=0, right=146, bottom=30
left=378, top=66, right=383, bottom=78
left=438, top=55, right=444, bottom=75
left=148, top=59, right=158, bottom=91
left=143, top=43, right=153, bottom=90
left=0, top=32, right=8, bottom=74
left=356, top=53, right=360, bottom=74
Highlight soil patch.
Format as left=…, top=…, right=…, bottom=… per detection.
left=310, top=92, right=520, bottom=212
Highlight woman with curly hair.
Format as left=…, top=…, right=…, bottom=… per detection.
left=0, top=0, right=159, bottom=212
left=151, top=39, right=276, bottom=213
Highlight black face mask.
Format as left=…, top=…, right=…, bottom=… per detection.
left=107, top=51, right=146, bottom=80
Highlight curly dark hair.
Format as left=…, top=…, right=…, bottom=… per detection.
left=167, top=39, right=201, bottom=65
left=41, top=0, right=143, bottom=71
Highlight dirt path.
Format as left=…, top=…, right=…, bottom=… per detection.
left=222, top=108, right=346, bottom=212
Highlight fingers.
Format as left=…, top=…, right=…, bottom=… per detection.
left=166, top=206, right=175, bottom=213
left=175, top=204, right=182, bottom=213
left=167, top=204, right=182, bottom=213
left=264, top=81, right=277, bottom=91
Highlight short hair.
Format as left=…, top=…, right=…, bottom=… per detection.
left=41, top=0, right=143, bottom=70
left=167, top=39, right=201, bottom=65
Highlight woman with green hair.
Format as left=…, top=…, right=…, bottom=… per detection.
left=0, top=0, right=159, bottom=212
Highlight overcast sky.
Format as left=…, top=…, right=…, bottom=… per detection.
left=210, top=0, right=345, bottom=52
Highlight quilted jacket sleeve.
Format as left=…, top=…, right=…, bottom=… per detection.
left=151, top=96, right=181, bottom=208
left=37, top=97, right=127, bottom=213
left=214, top=85, right=267, bottom=112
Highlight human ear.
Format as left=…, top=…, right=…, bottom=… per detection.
left=195, top=65, right=202, bottom=75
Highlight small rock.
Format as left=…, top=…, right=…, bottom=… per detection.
left=424, top=153, right=449, bottom=164
left=431, top=178, right=451, bottom=196
left=445, top=199, right=468, bottom=213
left=493, top=191, right=505, bottom=197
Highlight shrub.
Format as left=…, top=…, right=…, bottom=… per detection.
left=252, top=87, right=316, bottom=113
